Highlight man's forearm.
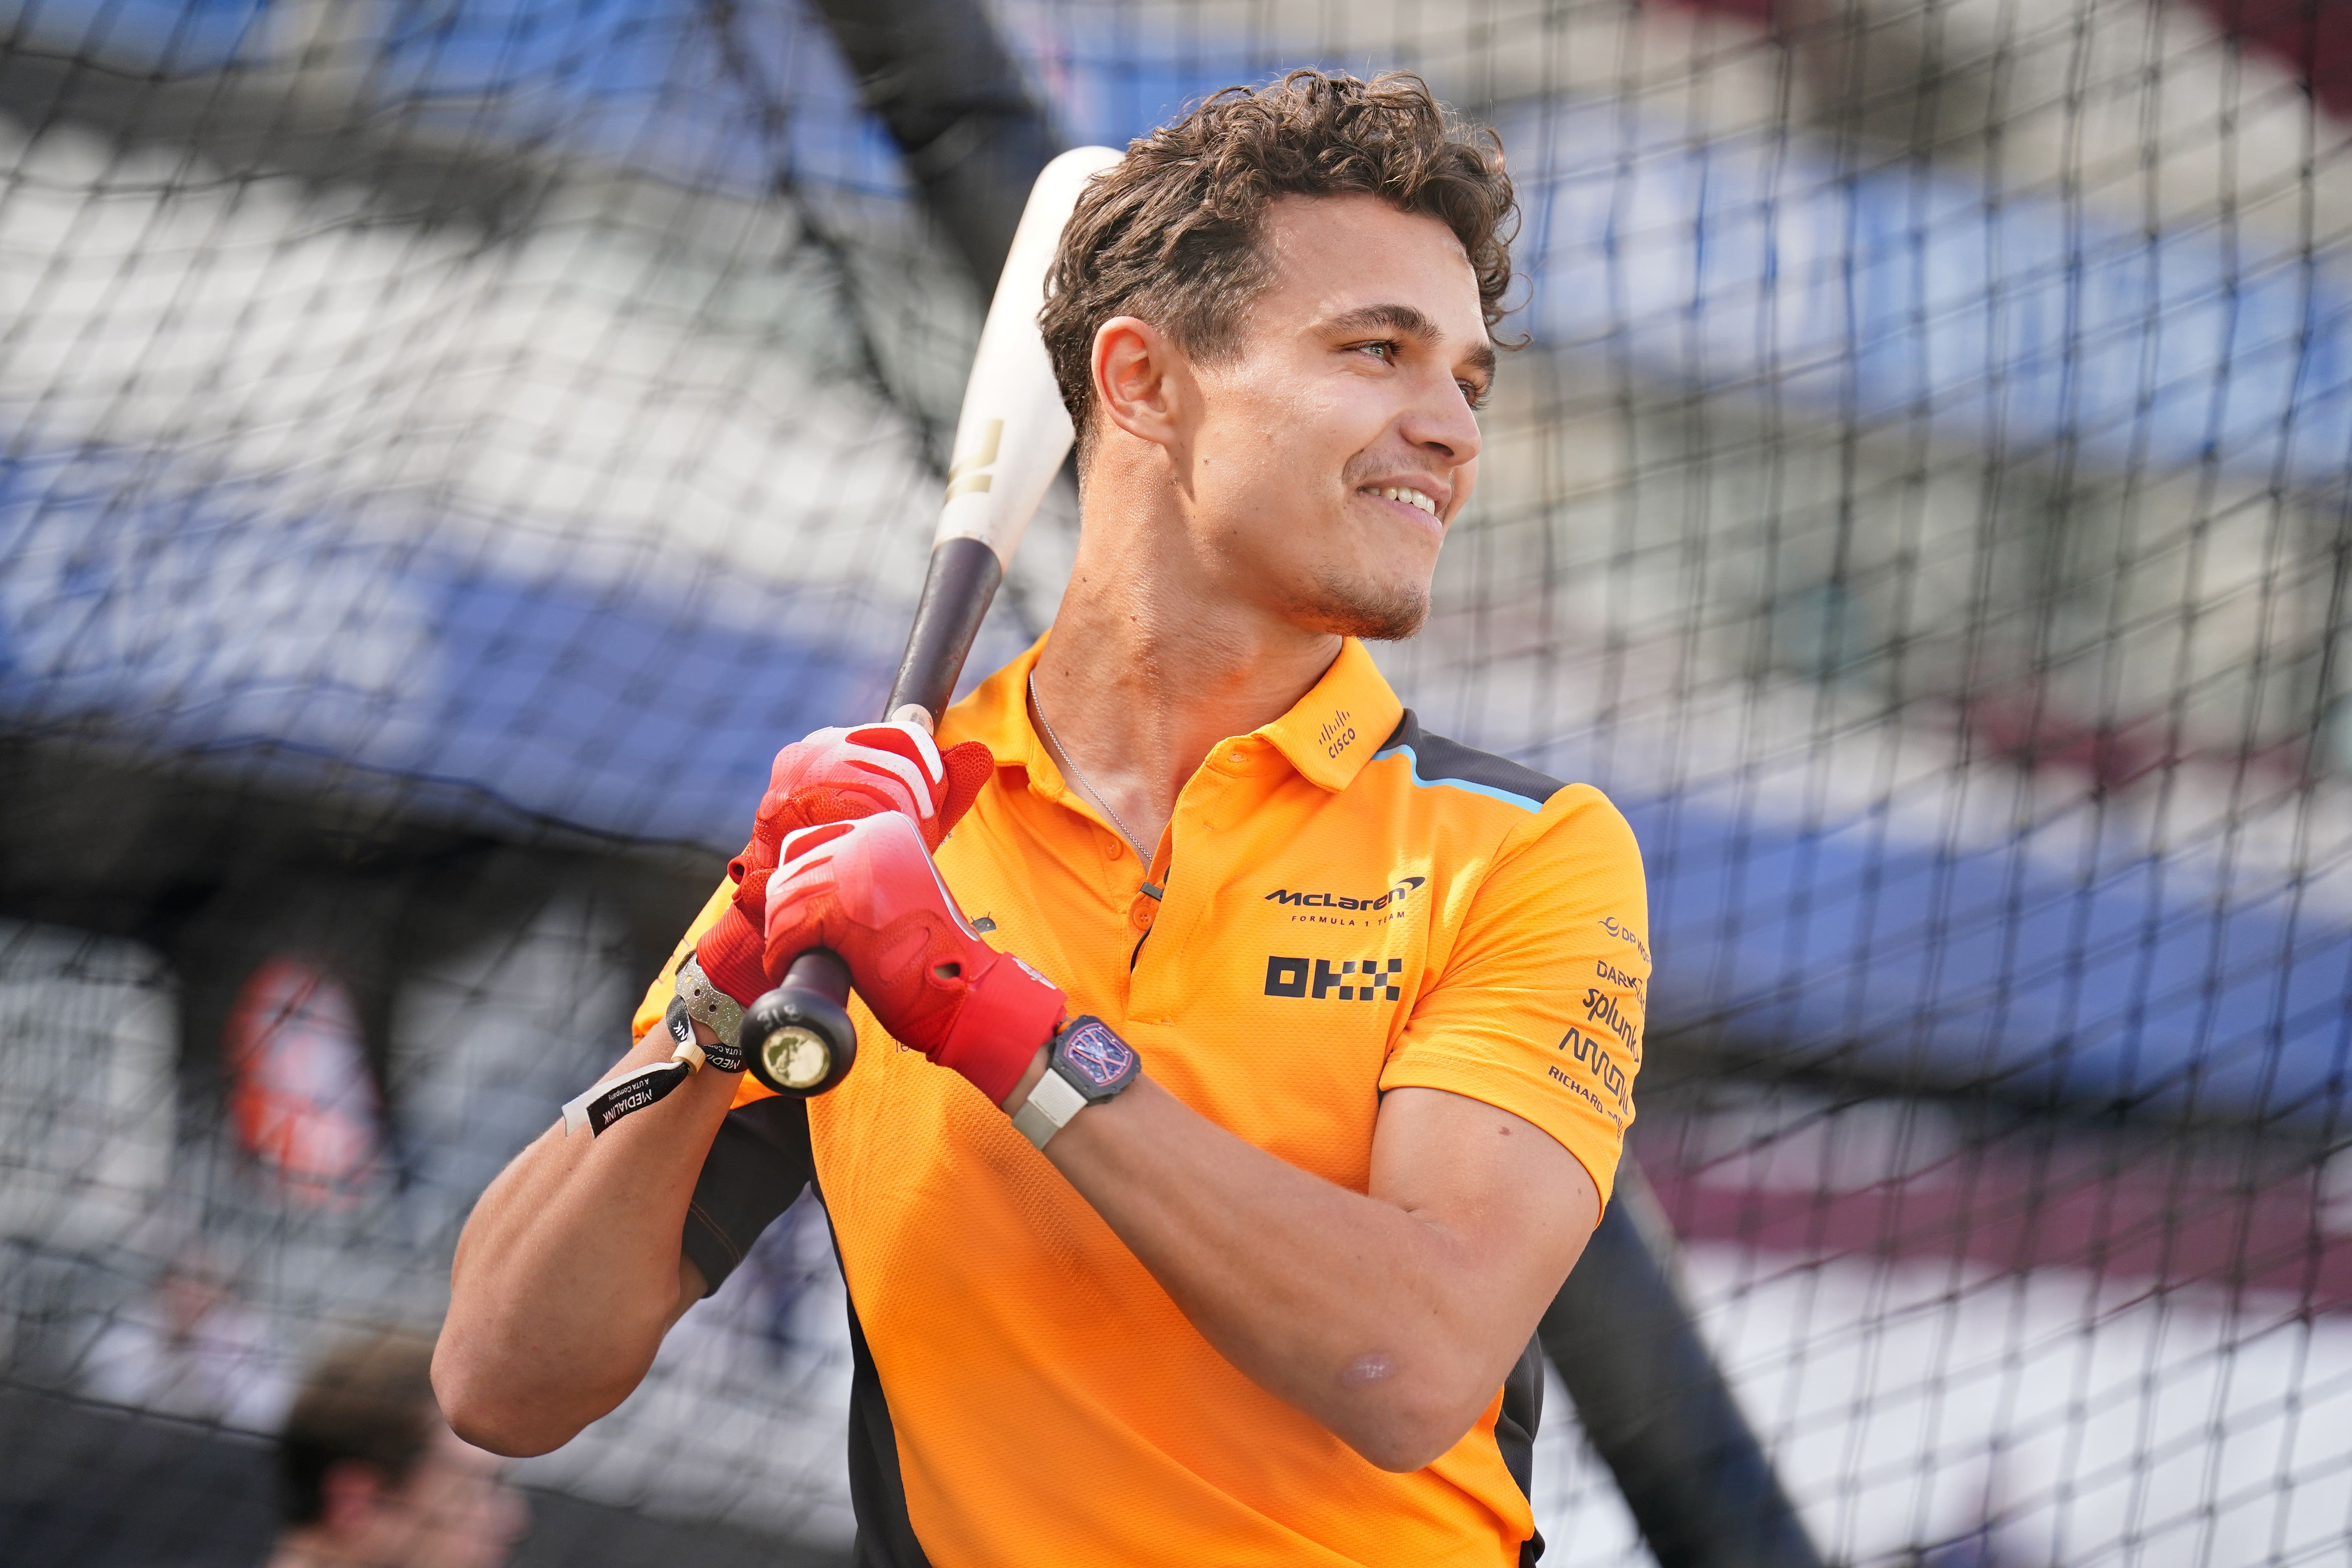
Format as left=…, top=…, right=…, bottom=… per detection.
left=1027, top=1064, right=1592, bottom=1472
left=435, top=1026, right=734, bottom=1456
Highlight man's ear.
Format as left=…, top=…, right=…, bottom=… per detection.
left=318, top=1458, right=394, bottom=1537
left=1091, top=315, right=1192, bottom=453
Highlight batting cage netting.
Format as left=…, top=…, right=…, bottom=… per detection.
left=3, top=1, right=2350, bottom=1565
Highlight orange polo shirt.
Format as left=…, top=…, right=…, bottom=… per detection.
left=636, top=635, right=1648, bottom=1566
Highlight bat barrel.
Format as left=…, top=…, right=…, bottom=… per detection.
left=742, top=949, right=859, bottom=1097
left=742, top=148, right=1108, bottom=1098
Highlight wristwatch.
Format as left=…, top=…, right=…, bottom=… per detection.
left=1011, top=1016, right=1141, bottom=1150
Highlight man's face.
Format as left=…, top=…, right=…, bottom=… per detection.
left=341, top=1423, right=527, bottom=1568
left=1183, top=194, right=1493, bottom=640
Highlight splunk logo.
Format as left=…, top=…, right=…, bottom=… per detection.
left=1264, top=955, right=1405, bottom=1002
left=1264, top=876, right=1426, bottom=913
left=1582, top=988, right=1637, bottom=1051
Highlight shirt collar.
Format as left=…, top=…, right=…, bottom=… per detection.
left=943, top=633, right=1403, bottom=796
left=1252, top=636, right=1402, bottom=792
left=943, top=633, right=1053, bottom=783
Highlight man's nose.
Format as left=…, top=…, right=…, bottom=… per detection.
left=1401, top=369, right=1483, bottom=467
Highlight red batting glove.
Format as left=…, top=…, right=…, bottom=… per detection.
left=762, top=813, right=1066, bottom=1106
left=735, top=722, right=991, bottom=875
left=696, top=722, right=993, bottom=1005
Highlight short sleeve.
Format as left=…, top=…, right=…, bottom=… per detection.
left=1379, top=784, right=1649, bottom=1207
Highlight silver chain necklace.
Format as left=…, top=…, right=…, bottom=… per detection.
left=1029, top=670, right=1150, bottom=867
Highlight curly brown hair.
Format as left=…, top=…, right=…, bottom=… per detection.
left=1040, top=69, right=1517, bottom=458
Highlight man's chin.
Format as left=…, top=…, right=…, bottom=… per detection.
left=1285, top=577, right=1430, bottom=642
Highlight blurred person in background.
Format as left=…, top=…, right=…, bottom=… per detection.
left=81, top=1244, right=290, bottom=1431
left=268, top=1331, right=524, bottom=1568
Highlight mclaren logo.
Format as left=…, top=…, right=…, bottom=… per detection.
left=1263, top=876, right=1425, bottom=913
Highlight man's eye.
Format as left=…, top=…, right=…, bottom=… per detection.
left=1459, top=381, right=1489, bottom=408
left=1355, top=340, right=1396, bottom=361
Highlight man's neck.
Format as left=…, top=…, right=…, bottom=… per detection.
left=1029, top=498, right=1342, bottom=860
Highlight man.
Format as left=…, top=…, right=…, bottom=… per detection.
left=271, top=1332, right=525, bottom=1568
left=436, top=69, right=1647, bottom=1566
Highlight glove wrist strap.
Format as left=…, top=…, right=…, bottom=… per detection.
left=694, top=884, right=773, bottom=1008
left=934, top=955, right=1067, bottom=1108
left=673, top=956, right=745, bottom=1059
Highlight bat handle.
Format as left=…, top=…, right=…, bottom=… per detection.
left=744, top=538, right=999, bottom=1097
left=741, top=949, right=858, bottom=1097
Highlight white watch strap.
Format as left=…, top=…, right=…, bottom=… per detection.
left=1011, top=1066, right=1090, bottom=1150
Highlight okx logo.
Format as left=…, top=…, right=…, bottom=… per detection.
left=1264, top=955, right=1405, bottom=1002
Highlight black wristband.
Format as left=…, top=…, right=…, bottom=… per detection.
left=556, top=995, right=746, bottom=1139
left=562, top=1057, right=694, bottom=1136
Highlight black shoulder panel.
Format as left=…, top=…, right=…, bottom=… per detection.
left=681, top=1096, right=814, bottom=1296
left=820, top=1187, right=938, bottom=1568
left=1496, top=1330, right=1547, bottom=1565
left=687, top=1130, right=936, bottom=1566
left=1373, top=711, right=1565, bottom=813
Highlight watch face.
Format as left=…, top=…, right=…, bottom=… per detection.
left=1059, top=1018, right=1136, bottom=1091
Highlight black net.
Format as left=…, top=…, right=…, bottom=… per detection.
left=4, top=2, right=2351, bottom=1565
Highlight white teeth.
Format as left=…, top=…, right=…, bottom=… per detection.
left=1370, top=486, right=1438, bottom=516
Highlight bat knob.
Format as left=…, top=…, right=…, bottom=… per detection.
left=742, top=949, right=858, bottom=1097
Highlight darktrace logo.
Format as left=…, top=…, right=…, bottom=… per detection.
left=1263, top=875, right=1425, bottom=914
left=1594, top=958, right=1645, bottom=1003
left=1264, top=955, right=1405, bottom=1002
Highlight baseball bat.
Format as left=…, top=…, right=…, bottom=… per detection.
left=740, top=144, right=1122, bottom=1098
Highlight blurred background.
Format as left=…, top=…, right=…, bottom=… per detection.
left=3, top=1, right=2350, bottom=1564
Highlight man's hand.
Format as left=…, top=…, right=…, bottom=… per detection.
left=739, top=721, right=993, bottom=870
left=696, top=723, right=993, bottom=1005
left=761, top=812, right=1065, bottom=1107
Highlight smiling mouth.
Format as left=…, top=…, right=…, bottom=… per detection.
left=1361, top=485, right=1440, bottom=518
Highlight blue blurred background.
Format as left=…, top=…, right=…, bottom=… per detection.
left=4, top=2, right=2351, bottom=1565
